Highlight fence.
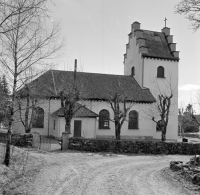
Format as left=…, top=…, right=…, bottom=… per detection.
left=32, top=134, right=51, bottom=151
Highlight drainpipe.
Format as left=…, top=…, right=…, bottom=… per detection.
left=74, top=59, right=77, bottom=81
left=94, top=117, right=97, bottom=139
left=142, top=57, right=144, bottom=87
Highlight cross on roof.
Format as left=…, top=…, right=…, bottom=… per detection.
left=164, top=17, right=167, bottom=27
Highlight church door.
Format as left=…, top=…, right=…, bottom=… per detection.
left=74, top=120, right=82, bottom=137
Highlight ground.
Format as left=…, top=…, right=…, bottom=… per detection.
left=1, top=137, right=200, bottom=195
left=2, top=148, right=200, bottom=195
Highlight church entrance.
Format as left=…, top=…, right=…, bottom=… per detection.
left=74, top=120, right=82, bottom=137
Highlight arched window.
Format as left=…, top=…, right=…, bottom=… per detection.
left=99, top=109, right=109, bottom=129
left=131, top=67, right=135, bottom=76
left=32, top=107, right=44, bottom=128
left=157, top=66, right=164, bottom=78
left=128, top=110, right=138, bottom=129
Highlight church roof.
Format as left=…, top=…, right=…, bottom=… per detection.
left=141, top=30, right=178, bottom=60
left=21, top=70, right=156, bottom=103
left=52, top=103, right=98, bottom=118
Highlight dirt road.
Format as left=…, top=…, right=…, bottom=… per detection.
left=30, top=151, right=199, bottom=195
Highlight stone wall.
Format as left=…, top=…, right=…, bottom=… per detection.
left=69, top=137, right=200, bottom=155
left=0, top=132, right=33, bottom=147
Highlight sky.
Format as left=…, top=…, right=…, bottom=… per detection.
left=48, top=0, right=200, bottom=111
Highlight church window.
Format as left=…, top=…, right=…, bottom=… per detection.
left=131, top=67, right=135, bottom=76
left=157, top=66, right=164, bottom=78
left=128, top=110, right=138, bottom=129
left=99, top=109, right=110, bottom=129
left=53, top=120, right=56, bottom=130
left=32, top=107, right=44, bottom=128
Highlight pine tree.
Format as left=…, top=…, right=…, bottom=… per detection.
left=0, top=75, right=10, bottom=126
left=1, top=75, right=10, bottom=96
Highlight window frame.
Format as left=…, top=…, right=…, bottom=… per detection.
left=99, top=109, right=110, bottom=129
left=128, top=110, right=139, bottom=129
left=131, top=66, right=135, bottom=76
left=53, top=120, right=56, bottom=130
left=157, top=66, right=165, bottom=78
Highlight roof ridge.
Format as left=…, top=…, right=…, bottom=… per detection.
left=141, top=29, right=163, bottom=34
left=51, top=69, right=131, bottom=77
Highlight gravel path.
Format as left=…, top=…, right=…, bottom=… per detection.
left=30, top=151, right=199, bottom=195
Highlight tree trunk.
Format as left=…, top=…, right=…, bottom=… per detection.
left=4, top=72, right=17, bottom=166
left=4, top=122, right=12, bottom=166
left=161, top=126, right=166, bottom=141
left=65, top=123, right=71, bottom=134
left=115, top=121, right=121, bottom=140
left=25, top=92, right=30, bottom=133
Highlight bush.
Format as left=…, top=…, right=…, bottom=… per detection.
left=69, top=137, right=200, bottom=155
left=0, top=132, right=33, bottom=147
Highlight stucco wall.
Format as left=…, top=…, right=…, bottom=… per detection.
left=55, top=117, right=96, bottom=138
left=85, top=101, right=157, bottom=139
left=13, top=99, right=61, bottom=135
left=124, top=33, right=143, bottom=86
left=143, top=58, right=178, bottom=140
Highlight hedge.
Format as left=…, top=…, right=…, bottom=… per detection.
left=68, top=137, right=200, bottom=155
left=0, top=132, right=33, bottom=147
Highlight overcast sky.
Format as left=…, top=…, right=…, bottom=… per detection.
left=49, top=0, right=200, bottom=110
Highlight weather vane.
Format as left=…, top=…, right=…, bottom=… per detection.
left=164, top=17, right=167, bottom=27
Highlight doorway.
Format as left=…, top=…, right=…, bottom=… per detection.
left=74, top=120, right=82, bottom=137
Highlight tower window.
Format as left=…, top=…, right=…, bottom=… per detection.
left=157, top=66, right=164, bottom=78
left=131, top=67, right=135, bottom=76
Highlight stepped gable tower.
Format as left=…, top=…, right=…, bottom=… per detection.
left=124, top=21, right=179, bottom=140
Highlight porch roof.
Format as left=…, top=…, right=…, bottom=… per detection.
left=52, top=104, right=98, bottom=118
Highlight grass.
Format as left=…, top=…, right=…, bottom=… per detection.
left=0, top=143, right=45, bottom=194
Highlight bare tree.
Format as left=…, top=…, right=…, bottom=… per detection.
left=145, top=78, right=177, bottom=141
left=0, top=0, right=64, bottom=166
left=16, top=68, right=48, bottom=133
left=108, top=93, right=131, bottom=140
left=58, top=62, right=83, bottom=134
left=0, top=0, right=48, bottom=34
left=175, top=0, right=200, bottom=31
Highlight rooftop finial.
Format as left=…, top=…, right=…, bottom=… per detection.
left=164, top=17, right=167, bottom=27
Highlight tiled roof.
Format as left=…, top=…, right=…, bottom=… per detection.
left=21, top=70, right=156, bottom=103
left=52, top=103, right=98, bottom=118
left=140, top=30, right=179, bottom=61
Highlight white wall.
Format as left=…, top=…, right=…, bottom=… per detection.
left=85, top=101, right=156, bottom=139
left=143, top=58, right=178, bottom=140
left=13, top=99, right=61, bottom=135
left=56, top=117, right=96, bottom=138
left=124, top=33, right=143, bottom=86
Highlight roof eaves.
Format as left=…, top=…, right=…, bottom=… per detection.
left=142, top=54, right=179, bottom=61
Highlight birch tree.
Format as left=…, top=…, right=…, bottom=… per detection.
left=0, top=0, right=63, bottom=166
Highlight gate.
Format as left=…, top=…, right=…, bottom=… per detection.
left=32, top=134, right=51, bottom=151
left=40, top=136, right=51, bottom=151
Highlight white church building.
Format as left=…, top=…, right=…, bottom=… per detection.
left=14, top=22, right=179, bottom=141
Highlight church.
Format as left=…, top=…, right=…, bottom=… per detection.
left=14, top=22, right=179, bottom=141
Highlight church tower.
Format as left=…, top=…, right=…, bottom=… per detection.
left=124, top=21, right=179, bottom=140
